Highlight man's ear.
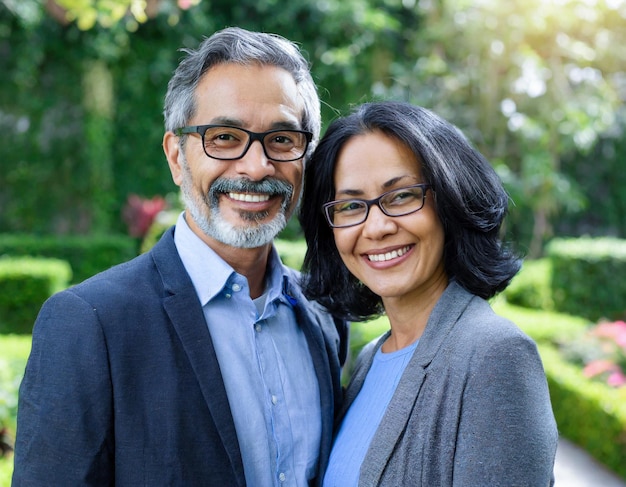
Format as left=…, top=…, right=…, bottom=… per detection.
left=163, top=131, right=183, bottom=186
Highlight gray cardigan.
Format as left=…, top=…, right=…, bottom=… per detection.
left=343, top=282, right=558, bottom=487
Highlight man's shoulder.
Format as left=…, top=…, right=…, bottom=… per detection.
left=59, top=229, right=180, bottom=303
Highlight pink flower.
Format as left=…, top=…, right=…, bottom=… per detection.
left=122, top=194, right=167, bottom=238
left=178, top=0, right=196, bottom=9
left=592, top=321, right=626, bottom=348
left=607, top=370, right=626, bottom=387
left=583, top=359, right=616, bottom=378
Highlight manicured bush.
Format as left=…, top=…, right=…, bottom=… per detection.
left=0, top=257, right=71, bottom=334
left=0, top=234, right=138, bottom=284
left=539, top=344, right=626, bottom=479
left=503, top=258, right=554, bottom=311
left=492, top=298, right=590, bottom=343
left=547, top=237, right=626, bottom=322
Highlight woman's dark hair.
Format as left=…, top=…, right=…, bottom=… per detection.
left=299, top=101, right=521, bottom=321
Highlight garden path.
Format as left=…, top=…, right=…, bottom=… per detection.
left=554, top=436, right=625, bottom=486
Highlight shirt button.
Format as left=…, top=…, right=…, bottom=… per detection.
left=224, top=293, right=232, bottom=299
left=271, top=395, right=278, bottom=405
left=279, top=472, right=286, bottom=482
left=232, top=283, right=241, bottom=292
left=255, top=324, right=262, bottom=333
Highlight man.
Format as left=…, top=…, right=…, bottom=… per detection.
left=13, top=27, right=347, bottom=486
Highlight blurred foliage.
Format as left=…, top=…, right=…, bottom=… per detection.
left=0, top=256, right=72, bottom=334
left=0, top=0, right=625, bottom=255
left=370, top=0, right=626, bottom=256
left=548, top=236, right=626, bottom=321
left=502, top=258, right=554, bottom=311
left=0, top=334, right=31, bottom=486
left=0, top=233, right=138, bottom=283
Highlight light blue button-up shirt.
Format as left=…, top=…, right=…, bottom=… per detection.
left=174, top=213, right=321, bottom=487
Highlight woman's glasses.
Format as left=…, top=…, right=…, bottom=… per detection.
left=323, top=184, right=431, bottom=228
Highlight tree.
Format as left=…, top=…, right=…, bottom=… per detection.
left=373, top=0, right=626, bottom=255
left=0, top=0, right=200, bottom=234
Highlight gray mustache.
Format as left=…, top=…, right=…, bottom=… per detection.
left=209, top=178, right=293, bottom=200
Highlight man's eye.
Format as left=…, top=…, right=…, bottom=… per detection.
left=216, top=133, right=237, bottom=141
left=272, top=135, right=293, bottom=144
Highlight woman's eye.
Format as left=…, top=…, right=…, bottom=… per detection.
left=336, top=201, right=363, bottom=213
left=388, top=190, right=418, bottom=206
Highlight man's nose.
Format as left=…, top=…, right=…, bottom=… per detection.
left=233, top=139, right=276, bottom=180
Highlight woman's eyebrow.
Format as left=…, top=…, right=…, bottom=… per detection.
left=334, top=175, right=418, bottom=197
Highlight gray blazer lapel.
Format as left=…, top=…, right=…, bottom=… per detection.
left=152, top=228, right=245, bottom=486
left=359, top=282, right=474, bottom=486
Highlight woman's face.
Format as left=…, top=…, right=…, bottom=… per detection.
left=331, top=130, right=448, bottom=303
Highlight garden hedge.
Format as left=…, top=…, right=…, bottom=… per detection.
left=538, top=343, right=626, bottom=479
left=547, top=237, right=626, bottom=321
left=0, top=257, right=71, bottom=334
left=0, top=233, right=138, bottom=284
left=502, top=258, right=554, bottom=311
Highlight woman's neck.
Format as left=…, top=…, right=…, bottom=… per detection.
left=381, top=275, right=448, bottom=353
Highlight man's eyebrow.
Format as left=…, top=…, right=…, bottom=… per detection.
left=205, top=118, right=302, bottom=131
left=268, top=120, right=301, bottom=130
left=207, top=116, right=244, bottom=127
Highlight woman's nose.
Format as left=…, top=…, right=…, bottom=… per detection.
left=361, top=204, right=397, bottom=239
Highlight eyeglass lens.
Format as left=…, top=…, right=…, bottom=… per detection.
left=202, top=126, right=308, bottom=161
left=326, top=185, right=427, bottom=227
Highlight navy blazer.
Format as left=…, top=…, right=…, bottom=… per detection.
left=13, top=228, right=347, bottom=486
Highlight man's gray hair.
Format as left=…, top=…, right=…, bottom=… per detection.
left=163, top=27, right=321, bottom=153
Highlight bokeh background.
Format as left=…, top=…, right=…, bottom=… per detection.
left=1, top=0, right=625, bottom=257
left=1, top=0, right=626, bottom=484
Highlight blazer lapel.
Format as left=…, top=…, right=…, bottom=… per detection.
left=152, top=228, right=246, bottom=486
left=359, top=282, right=474, bottom=487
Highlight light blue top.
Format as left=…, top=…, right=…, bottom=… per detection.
left=175, top=213, right=321, bottom=487
left=323, top=339, right=419, bottom=487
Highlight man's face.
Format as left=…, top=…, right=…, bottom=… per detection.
left=164, top=63, right=305, bottom=249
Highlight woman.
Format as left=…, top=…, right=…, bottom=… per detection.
left=300, top=101, right=558, bottom=486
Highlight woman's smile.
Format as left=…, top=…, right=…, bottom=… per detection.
left=363, top=244, right=413, bottom=264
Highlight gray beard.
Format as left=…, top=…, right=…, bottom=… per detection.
left=180, top=167, right=294, bottom=249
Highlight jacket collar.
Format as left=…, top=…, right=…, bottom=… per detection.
left=151, top=227, right=246, bottom=486
left=344, top=282, right=474, bottom=486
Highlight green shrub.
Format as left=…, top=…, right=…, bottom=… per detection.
left=274, top=239, right=307, bottom=271
left=503, top=258, right=554, bottom=311
left=538, top=343, right=626, bottom=479
left=0, top=257, right=71, bottom=334
left=0, top=234, right=138, bottom=284
left=492, top=298, right=590, bottom=343
left=0, top=457, right=13, bottom=487
left=547, top=237, right=626, bottom=321
left=0, top=334, right=32, bottom=487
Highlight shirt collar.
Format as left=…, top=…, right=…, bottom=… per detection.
left=173, top=212, right=296, bottom=308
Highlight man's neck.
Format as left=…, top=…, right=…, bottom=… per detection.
left=186, top=214, right=272, bottom=299
left=211, top=241, right=271, bottom=299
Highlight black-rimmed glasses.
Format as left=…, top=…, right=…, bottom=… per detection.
left=174, top=124, right=313, bottom=162
left=323, top=184, right=431, bottom=228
